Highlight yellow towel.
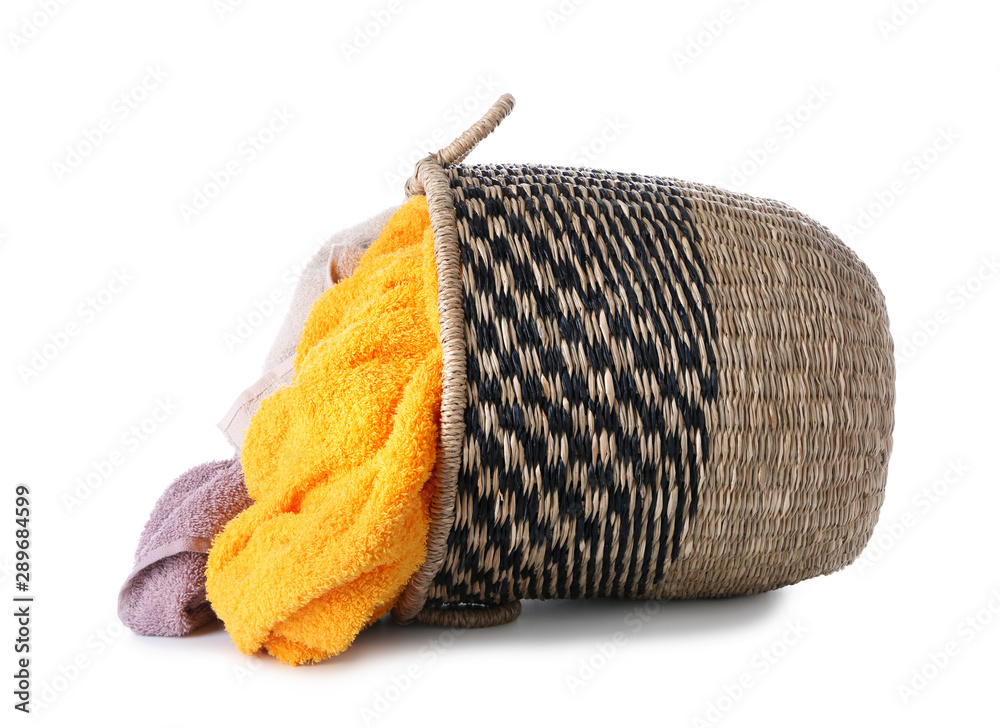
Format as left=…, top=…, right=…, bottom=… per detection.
left=206, top=196, right=441, bottom=665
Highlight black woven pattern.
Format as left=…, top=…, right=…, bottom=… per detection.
left=429, top=164, right=720, bottom=604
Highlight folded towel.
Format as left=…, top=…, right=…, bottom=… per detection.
left=206, top=196, right=442, bottom=665
left=119, top=457, right=253, bottom=636
left=218, top=206, right=400, bottom=451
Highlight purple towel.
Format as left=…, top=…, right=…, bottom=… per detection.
left=118, top=457, right=252, bottom=636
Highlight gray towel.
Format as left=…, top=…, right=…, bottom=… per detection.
left=118, top=458, right=252, bottom=636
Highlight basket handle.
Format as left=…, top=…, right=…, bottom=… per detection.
left=415, top=599, right=522, bottom=629
left=404, top=93, right=516, bottom=197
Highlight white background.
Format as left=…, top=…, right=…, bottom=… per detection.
left=2, top=1, right=998, bottom=725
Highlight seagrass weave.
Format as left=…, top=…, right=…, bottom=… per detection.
left=391, top=95, right=895, bottom=628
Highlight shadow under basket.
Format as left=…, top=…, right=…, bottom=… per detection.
left=390, top=95, right=895, bottom=629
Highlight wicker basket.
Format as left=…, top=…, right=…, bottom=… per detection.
left=391, top=95, right=895, bottom=628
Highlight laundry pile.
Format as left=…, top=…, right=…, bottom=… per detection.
left=119, top=198, right=444, bottom=665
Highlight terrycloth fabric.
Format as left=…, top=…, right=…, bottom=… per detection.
left=119, top=457, right=253, bottom=636
left=327, top=240, right=371, bottom=289
left=218, top=206, right=399, bottom=451
left=206, top=196, right=442, bottom=665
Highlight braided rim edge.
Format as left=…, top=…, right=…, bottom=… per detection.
left=415, top=600, right=522, bottom=629
left=391, top=94, right=516, bottom=625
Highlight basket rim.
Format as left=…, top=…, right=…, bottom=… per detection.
left=391, top=94, right=516, bottom=624
left=390, top=156, right=468, bottom=623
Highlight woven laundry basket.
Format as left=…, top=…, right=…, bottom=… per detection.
left=391, top=95, right=895, bottom=628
